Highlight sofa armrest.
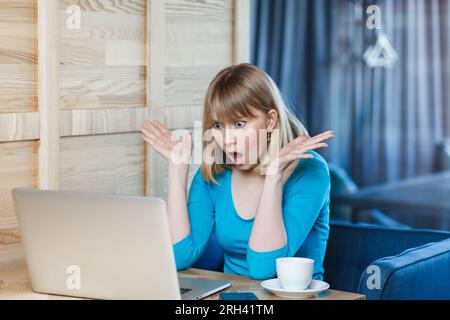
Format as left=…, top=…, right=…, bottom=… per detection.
left=358, top=238, right=450, bottom=299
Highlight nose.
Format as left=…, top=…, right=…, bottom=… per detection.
left=223, top=126, right=237, bottom=149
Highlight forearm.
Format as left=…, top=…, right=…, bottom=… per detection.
left=249, top=172, right=287, bottom=252
left=167, top=163, right=191, bottom=244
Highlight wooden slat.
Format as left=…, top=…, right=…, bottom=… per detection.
left=59, top=0, right=146, bottom=15
left=0, top=0, right=37, bottom=112
left=38, top=0, right=60, bottom=190
left=233, top=0, right=251, bottom=63
left=0, top=1, right=37, bottom=24
left=0, top=141, right=37, bottom=230
left=0, top=64, right=37, bottom=103
left=60, top=65, right=146, bottom=110
left=0, top=96, right=37, bottom=114
left=0, top=228, right=24, bottom=273
left=105, top=40, right=145, bottom=66
left=60, top=133, right=144, bottom=196
left=60, top=107, right=146, bottom=137
left=59, top=11, right=146, bottom=40
left=165, top=0, right=233, bottom=66
left=0, top=112, right=39, bottom=142
left=145, top=0, right=166, bottom=197
left=164, top=65, right=224, bottom=109
left=165, top=105, right=203, bottom=130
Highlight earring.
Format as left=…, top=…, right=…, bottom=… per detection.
left=267, top=130, right=272, bottom=143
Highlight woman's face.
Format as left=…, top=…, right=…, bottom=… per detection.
left=209, top=107, right=278, bottom=171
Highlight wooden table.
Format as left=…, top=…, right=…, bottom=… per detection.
left=335, top=171, right=450, bottom=229
left=0, top=228, right=364, bottom=300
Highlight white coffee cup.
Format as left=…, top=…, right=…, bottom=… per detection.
left=276, top=257, right=314, bottom=291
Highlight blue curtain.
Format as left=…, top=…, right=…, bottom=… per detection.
left=251, top=0, right=450, bottom=187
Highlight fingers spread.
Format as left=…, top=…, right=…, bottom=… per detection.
left=143, top=120, right=174, bottom=143
left=296, top=142, right=328, bottom=154
left=152, top=120, right=169, bottom=135
left=140, top=126, right=156, bottom=141
left=305, top=131, right=335, bottom=145
left=141, top=124, right=154, bottom=137
left=144, top=120, right=163, bottom=136
left=293, top=135, right=310, bottom=145
left=293, top=132, right=333, bottom=149
left=142, top=135, right=154, bottom=145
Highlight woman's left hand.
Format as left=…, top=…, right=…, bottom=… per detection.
left=266, top=130, right=335, bottom=176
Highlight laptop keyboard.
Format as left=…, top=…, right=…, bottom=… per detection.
left=180, top=288, right=192, bottom=295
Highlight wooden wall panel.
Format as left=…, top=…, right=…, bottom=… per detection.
left=0, top=0, right=38, bottom=230
left=59, top=66, right=146, bottom=110
left=58, top=0, right=148, bottom=196
left=0, top=112, right=39, bottom=142
left=59, top=0, right=146, bottom=110
left=149, top=0, right=235, bottom=197
left=59, top=107, right=147, bottom=137
left=0, top=141, right=37, bottom=229
left=0, top=0, right=38, bottom=113
left=60, top=133, right=144, bottom=196
left=165, top=0, right=233, bottom=120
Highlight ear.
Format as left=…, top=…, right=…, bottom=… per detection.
left=266, top=108, right=278, bottom=131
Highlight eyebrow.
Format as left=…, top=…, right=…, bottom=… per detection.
left=211, top=118, right=247, bottom=126
left=211, top=112, right=251, bottom=123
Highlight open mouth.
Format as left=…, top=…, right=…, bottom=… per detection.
left=228, top=152, right=244, bottom=164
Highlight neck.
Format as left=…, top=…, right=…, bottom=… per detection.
left=231, top=166, right=260, bottom=179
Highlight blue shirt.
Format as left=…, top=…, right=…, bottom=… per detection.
left=172, top=150, right=331, bottom=280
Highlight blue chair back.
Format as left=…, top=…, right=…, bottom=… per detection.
left=324, top=222, right=450, bottom=293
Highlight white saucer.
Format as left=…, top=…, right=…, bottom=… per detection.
left=261, top=278, right=330, bottom=299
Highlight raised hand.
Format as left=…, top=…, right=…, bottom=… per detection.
left=140, top=120, right=193, bottom=166
left=267, top=130, right=335, bottom=176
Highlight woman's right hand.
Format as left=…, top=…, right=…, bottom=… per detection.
left=140, top=120, right=193, bottom=166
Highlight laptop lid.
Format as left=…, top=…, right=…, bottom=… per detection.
left=12, top=188, right=181, bottom=300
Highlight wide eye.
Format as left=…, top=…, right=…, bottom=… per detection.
left=235, top=121, right=246, bottom=129
left=212, top=121, right=223, bottom=129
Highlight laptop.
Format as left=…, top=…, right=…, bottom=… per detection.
left=12, top=188, right=230, bottom=300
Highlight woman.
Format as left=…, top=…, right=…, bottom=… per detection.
left=140, top=63, right=334, bottom=280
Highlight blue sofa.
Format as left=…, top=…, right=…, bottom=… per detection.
left=193, top=222, right=450, bottom=300
left=325, top=222, right=450, bottom=299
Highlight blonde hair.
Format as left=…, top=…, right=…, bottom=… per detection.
left=201, top=63, right=308, bottom=185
